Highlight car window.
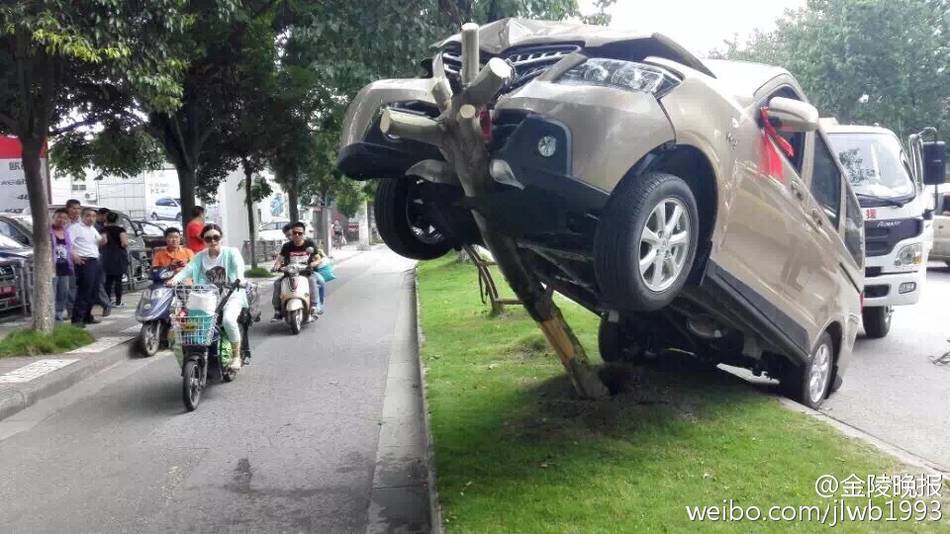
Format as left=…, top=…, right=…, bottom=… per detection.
left=810, top=135, right=842, bottom=227
left=766, top=87, right=806, bottom=175
left=0, top=220, right=19, bottom=240
left=843, top=191, right=863, bottom=266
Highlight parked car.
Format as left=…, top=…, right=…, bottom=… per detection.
left=823, top=123, right=945, bottom=338
left=150, top=197, right=182, bottom=221
left=132, top=220, right=169, bottom=249
left=932, top=191, right=950, bottom=266
left=0, top=233, right=34, bottom=312
left=4, top=206, right=152, bottom=287
left=258, top=220, right=290, bottom=242
left=337, top=18, right=867, bottom=408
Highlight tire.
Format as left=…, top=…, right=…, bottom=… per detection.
left=861, top=306, right=892, bottom=339
left=138, top=321, right=161, bottom=357
left=288, top=309, right=302, bottom=335
left=374, top=178, right=454, bottom=260
left=182, top=360, right=202, bottom=412
left=782, top=332, right=834, bottom=409
left=175, top=212, right=182, bottom=221
left=597, top=316, right=647, bottom=364
left=150, top=212, right=159, bottom=220
left=594, top=172, right=700, bottom=312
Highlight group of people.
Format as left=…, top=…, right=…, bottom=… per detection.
left=50, top=200, right=132, bottom=326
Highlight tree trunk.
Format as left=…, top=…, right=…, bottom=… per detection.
left=176, top=164, right=197, bottom=226
left=287, top=179, right=300, bottom=223
left=22, top=138, right=54, bottom=333
left=243, top=162, right=257, bottom=269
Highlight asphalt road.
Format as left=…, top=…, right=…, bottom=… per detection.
left=0, top=248, right=419, bottom=533
left=821, top=262, right=950, bottom=470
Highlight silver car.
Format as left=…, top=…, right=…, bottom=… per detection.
left=338, top=19, right=867, bottom=408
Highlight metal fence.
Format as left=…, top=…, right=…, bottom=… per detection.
left=241, top=240, right=284, bottom=265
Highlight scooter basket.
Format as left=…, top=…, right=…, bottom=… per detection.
left=173, top=315, right=217, bottom=347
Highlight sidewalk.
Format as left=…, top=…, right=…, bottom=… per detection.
left=0, top=244, right=370, bottom=421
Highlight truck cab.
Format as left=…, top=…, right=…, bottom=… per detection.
left=823, top=122, right=930, bottom=338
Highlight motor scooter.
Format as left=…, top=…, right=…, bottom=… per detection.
left=134, top=267, right=177, bottom=356
left=274, top=263, right=312, bottom=335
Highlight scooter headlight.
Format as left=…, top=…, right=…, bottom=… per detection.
left=894, top=243, right=922, bottom=266
left=556, top=58, right=679, bottom=96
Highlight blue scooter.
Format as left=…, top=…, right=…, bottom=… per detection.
left=135, top=267, right=177, bottom=356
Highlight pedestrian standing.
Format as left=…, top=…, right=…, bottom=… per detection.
left=50, top=208, right=74, bottom=322
left=100, top=212, right=130, bottom=307
left=95, top=207, right=109, bottom=233
left=69, top=208, right=107, bottom=327
left=92, top=208, right=112, bottom=317
left=185, top=206, right=206, bottom=253
left=64, top=199, right=83, bottom=314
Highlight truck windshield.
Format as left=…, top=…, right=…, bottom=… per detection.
left=827, top=132, right=915, bottom=201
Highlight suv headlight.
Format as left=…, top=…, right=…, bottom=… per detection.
left=555, top=58, right=679, bottom=96
left=894, top=243, right=923, bottom=266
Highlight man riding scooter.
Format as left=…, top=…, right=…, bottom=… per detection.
left=272, top=221, right=326, bottom=321
left=135, top=227, right=194, bottom=356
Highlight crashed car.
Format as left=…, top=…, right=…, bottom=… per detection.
left=337, top=19, right=865, bottom=408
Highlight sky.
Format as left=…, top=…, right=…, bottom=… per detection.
left=578, top=0, right=807, bottom=57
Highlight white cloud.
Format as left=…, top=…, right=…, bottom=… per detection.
left=579, top=0, right=806, bottom=56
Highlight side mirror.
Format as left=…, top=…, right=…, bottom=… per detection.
left=922, top=141, right=947, bottom=185
left=766, top=97, right=819, bottom=133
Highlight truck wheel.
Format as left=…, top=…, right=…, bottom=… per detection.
left=594, top=172, right=699, bottom=311
left=375, top=178, right=454, bottom=260
left=782, top=332, right=834, bottom=409
left=862, top=306, right=892, bottom=338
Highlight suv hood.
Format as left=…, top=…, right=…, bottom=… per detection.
left=436, top=18, right=714, bottom=77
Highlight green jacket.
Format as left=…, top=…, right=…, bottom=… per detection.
left=171, top=246, right=248, bottom=307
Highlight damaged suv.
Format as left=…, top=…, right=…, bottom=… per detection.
left=338, top=19, right=865, bottom=408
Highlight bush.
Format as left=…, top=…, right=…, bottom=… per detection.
left=244, top=266, right=272, bottom=278
left=0, top=325, right=94, bottom=358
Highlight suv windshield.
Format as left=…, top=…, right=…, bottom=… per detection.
left=827, top=132, right=915, bottom=201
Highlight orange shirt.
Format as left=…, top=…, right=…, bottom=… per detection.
left=152, top=246, right=194, bottom=268
left=186, top=220, right=205, bottom=253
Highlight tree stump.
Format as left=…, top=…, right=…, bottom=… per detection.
left=383, top=23, right=607, bottom=399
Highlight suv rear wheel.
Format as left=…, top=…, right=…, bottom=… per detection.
left=375, top=178, right=454, bottom=260
left=594, top=172, right=699, bottom=311
left=781, top=332, right=835, bottom=409
left=597, top=316, right=648, bottom=364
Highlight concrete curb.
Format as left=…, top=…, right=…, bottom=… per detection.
left=779, top=398, right=950, bottom=479
left=0, top=339, right=136, bottom=421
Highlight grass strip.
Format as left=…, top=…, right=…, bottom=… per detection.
left=417, top=256, right=948, bottom=533
left=0, top=325, right=94, bottom=358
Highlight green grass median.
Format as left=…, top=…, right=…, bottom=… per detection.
left=0, top=325, right=94, bottom=358
left=416, top=257, right=948, bottom=533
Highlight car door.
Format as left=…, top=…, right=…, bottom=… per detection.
left=716, top=83, right=815, bottom=354
left=788, top=129, right=849, bottom=340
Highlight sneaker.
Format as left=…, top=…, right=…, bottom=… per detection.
left=114, top=302, right=125, bottom=308
left=101, top=306, right=112, bottom=317
left=316, top=304, right=324, bottom=315
left=84, top=317, right=101, bottom=325
left=309, top=307, right=318, bottom=318
left=271, top=312, right=282, bottom=322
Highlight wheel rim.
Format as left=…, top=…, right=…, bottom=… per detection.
left=405, top=183, right=445, bottom=245
left=144, top=324, right=159, bottom=354
left=638, top=197, right=691, bottom=292
left=808, top=343, right=832, bottom=403
left=294, top=311, right=302, bottom=331
left=188, top=365, right=201, bottom=404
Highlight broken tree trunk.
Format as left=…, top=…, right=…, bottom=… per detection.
left=382, top=23, right=607, bottom=399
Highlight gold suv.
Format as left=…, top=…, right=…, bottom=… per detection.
left=338, top=19, right=865, bottom=408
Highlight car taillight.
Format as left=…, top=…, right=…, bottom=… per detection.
left=479, top=108, right=492, bottom=143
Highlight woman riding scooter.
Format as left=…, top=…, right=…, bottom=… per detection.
left=168, top=224, right=248, bottom=371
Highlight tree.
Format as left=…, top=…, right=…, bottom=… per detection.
left=714, top=0, right=950, bottom=140
left=0, top=0, right=187, bottom=332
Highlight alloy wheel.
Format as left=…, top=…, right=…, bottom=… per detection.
left=638, top=197, right=691, bottom=292
left=808, top=343, right=832, bottom=404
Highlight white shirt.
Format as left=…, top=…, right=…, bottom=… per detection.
left=201, top=251, right=224, bottom=272
left=68, top=222, right=102, bottom=258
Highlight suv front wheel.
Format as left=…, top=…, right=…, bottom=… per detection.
left=375, top=178, right=455, bottom=260
left=594, top=172, right=699, bottom=312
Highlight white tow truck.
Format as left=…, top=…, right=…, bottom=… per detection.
left=823, top=121, right=946, bottom=338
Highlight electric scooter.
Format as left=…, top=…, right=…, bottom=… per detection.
left=134, top=267, right=176, bottom=356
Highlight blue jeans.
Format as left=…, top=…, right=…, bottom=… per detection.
left=53, top=274, right=72, bottom=317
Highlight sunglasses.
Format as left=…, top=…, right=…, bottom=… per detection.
left=203, top=234, right=222, bottom=243
left=291, top=231, right=304, bottom=236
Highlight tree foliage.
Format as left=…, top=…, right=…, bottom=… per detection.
left=713, top=0, right=950, bottom=139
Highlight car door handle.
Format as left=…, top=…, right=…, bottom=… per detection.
left=789, top=181, right=805, bottom=201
